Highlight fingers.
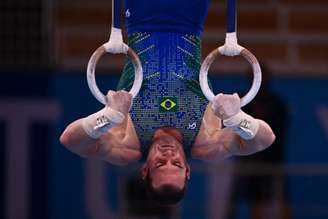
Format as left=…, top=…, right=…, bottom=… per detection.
left=106, top=90, right=133, bottom=114
left=213, top=93, right=239, bottom=103
left=107, top=90, right=131, bottom=103
left=106, top=90, right=114, bottom=105
left=211, top=93, right=241, bottom=120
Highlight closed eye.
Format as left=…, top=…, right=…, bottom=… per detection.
left=173, top=161, right=183, bottom=169
left=155, top=161, right=165, bottom=168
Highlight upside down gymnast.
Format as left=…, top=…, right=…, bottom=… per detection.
left=60, top=0, right=275, bottom=205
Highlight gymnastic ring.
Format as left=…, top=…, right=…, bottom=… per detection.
left=87, top=44, right=143, bottom=105
left=199, top=48, right=262, bottom=107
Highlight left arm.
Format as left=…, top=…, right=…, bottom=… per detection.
left=192, top=95, right=275, bottom=162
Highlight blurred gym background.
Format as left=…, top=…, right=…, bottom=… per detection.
left=1, top=0, right=328, bottom=219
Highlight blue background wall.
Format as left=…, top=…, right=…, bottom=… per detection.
left=1, top=72, right=327, bottom=219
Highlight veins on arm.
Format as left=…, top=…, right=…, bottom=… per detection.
left=95, top=115, right=141, bottom=165
left=191, top=104, right=275, bottom=162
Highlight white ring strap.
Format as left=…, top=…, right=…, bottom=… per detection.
left=86, top=45, right=143, bottom=105
left=199, top=48, right=262, bottom=107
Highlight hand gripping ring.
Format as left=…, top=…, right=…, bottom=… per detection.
left=86, top=44, right=143, bottom=105
left=199, top=48, right=262, bottom=107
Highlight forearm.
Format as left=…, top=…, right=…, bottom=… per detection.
left=194, top=94, right=276, bottom=161
left=60, top=118, right=100, bottom=157
left=60, top=106, right=125, bottom=156
left=228, top=119, right=276, bottom=156
left=59, top=91, right=141, bottom=165
left=60, top=115, right=140, bottom=165
left=62, top=103, right=126, bottom=151
left=192, top=116, right=275, bottom=161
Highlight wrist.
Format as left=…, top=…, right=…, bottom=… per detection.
left=223, top=110, right=259, bottom=140
left=82, top=107, right=125, bottom=139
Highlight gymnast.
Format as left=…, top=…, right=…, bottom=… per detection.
left=60, top=0, right=275, bottom=205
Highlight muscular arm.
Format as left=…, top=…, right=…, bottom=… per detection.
left=192, top=104, right=275, bottom=162
left=60, top=115, right=141, bottom=165
left=59, top=91, right=141, bottom=166
left=60, top=118, right=99, bottom=157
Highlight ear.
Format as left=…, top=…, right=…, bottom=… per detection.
left=186, top=164, right=191, bottom=180
left=141, top=163, right=149, bottom=180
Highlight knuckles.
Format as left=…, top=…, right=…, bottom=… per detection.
left=106, top=90, right=132, bottom=113
left=213, top=93, right=240, bottom=107
left=107, top=90, right=132, bottom=101
left=211, top=93, right=241, bottom=119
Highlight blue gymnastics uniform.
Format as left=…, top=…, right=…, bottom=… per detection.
left=124, top=0, right=210, bottom=35
left=118, top=0, right=211, bottom=159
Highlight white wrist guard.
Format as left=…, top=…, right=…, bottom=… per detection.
left=82, top=107, right=125, bottom=139
left=223, top=110, right=259, bottom=140
left=218, top=32, right=244, bottom=56
left=103, top=27, right=129, bottom=54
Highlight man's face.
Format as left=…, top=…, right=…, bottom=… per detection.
left=142, top=134, right=190, bottom=190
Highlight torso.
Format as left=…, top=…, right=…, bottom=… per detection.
left=117, top=32, right=209, bottom=159
left=106, top=104, right=223, bottom=163
left=116, top=0, right=213, bottom=159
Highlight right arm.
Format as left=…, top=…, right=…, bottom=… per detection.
left=59, top=91, right=141, bottom=165
left=59, top=118, right=100, bottom=157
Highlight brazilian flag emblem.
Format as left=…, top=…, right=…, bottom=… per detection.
left=159, top=97, right=178, bottom=112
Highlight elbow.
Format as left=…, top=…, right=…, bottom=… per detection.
left=268, top=131, right=276, bottom=148
left=59, top=130, right=72, bottom=148
left=254, top=121, right=276, bottom=151
left=260, top=130, right=276, bottom=151
left=59, top=132, right=68, bottom=146
left=270, top=131, right=276, bottom=145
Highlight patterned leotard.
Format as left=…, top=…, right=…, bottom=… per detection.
left=117, top=0, right=211, bottom=159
